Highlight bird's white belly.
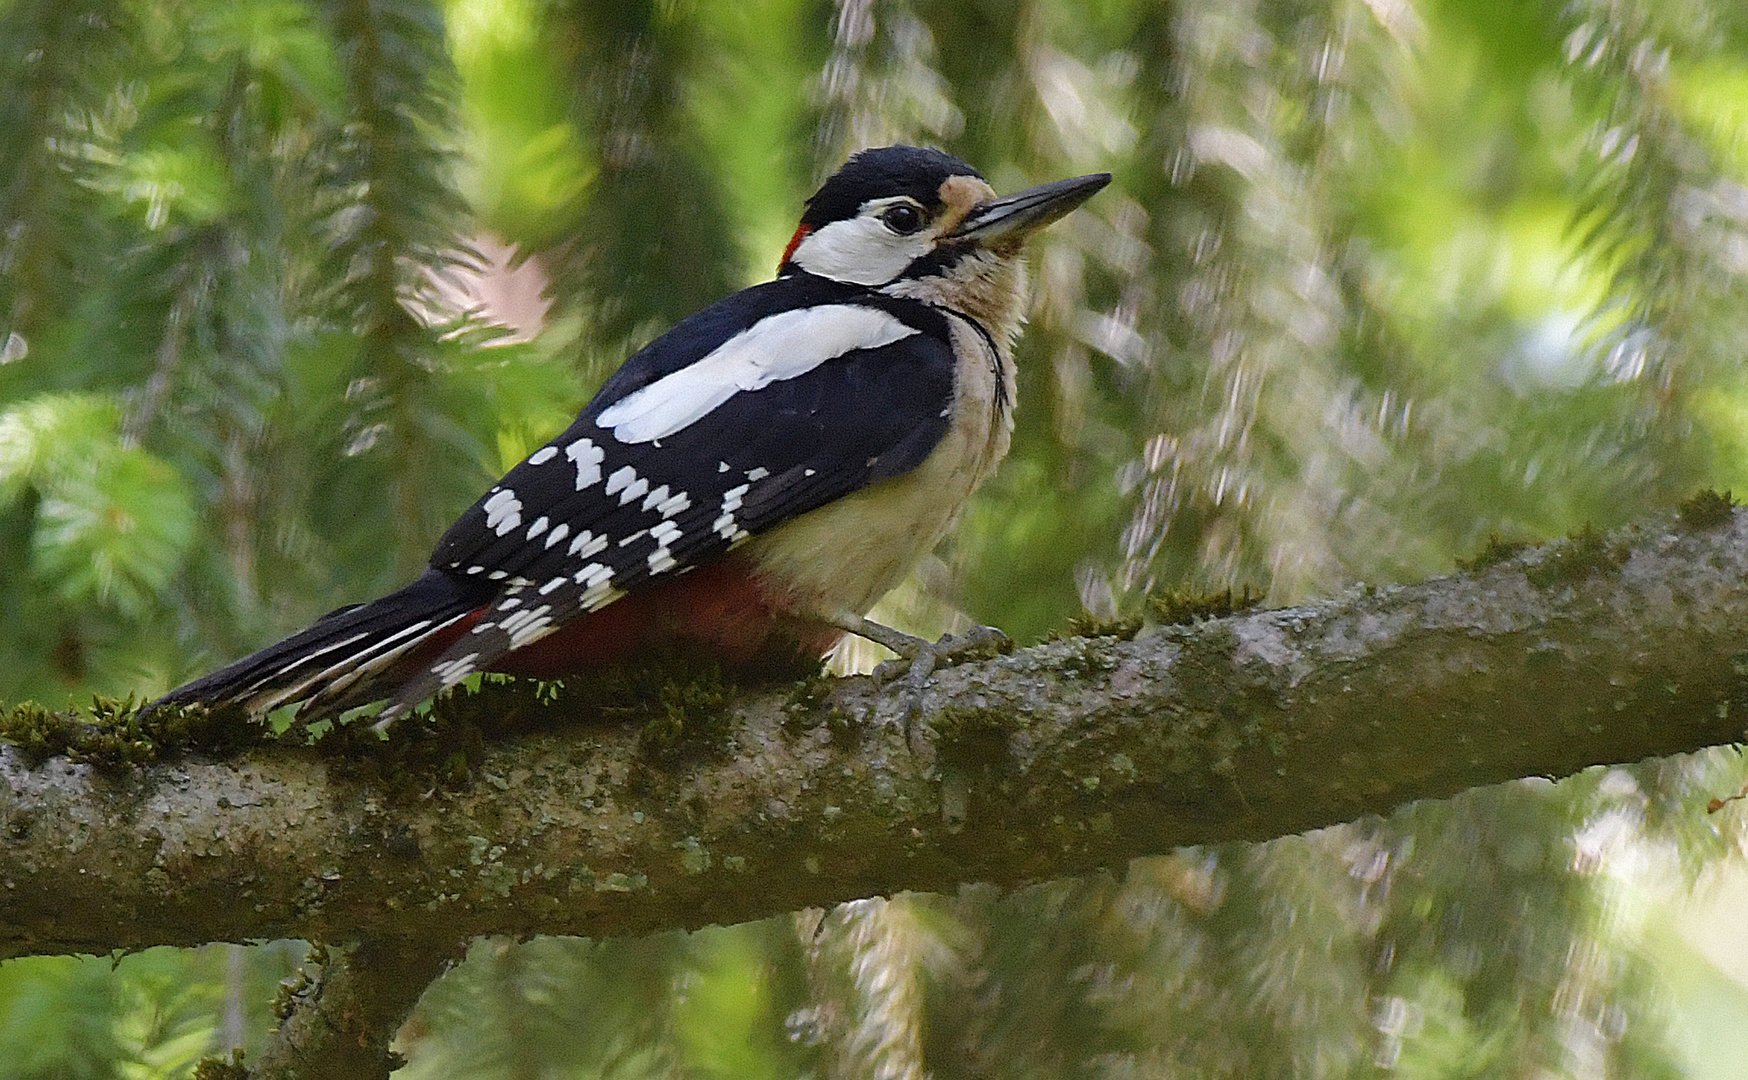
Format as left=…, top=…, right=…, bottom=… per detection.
left=742, top=315, right=1014, bottom=618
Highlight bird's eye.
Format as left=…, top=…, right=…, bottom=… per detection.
left=880, top=203, right=926, bottom=235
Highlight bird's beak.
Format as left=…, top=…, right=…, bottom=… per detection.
left=947, top=172, right=1112, bottom=243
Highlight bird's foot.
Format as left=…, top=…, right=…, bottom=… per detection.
left=868, top=623, right=1012, bottom=689
left=828, top=613, right=1012, bottom=744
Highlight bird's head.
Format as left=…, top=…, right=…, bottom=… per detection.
left=779, top=146, right=1110, bottom=306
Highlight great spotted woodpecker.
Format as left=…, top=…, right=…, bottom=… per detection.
left=149, top=146, right=1109, bottom=727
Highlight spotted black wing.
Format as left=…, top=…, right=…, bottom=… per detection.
left=376, top=288, right=956, bottom=720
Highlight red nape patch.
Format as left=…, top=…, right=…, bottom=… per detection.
left=779, top=224, right=812, bottom=271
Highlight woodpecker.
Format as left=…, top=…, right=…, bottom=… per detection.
left=148, top=146, right=1110, bottom=728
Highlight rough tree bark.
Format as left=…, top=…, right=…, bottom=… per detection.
left=4, top=508, right=1747, bottom=1078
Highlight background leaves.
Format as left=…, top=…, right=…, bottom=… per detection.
left=2, top=0, right=1748, bottom=1075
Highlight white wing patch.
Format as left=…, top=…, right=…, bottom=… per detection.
left=595, top=305, right=917, bottom=444
left=566, top=438, right=604, bottom=490
left=567, top=530, right=607, bottom=559
left=714, top=482, right=750, bottom=539
left=605, top=464, right=649, bottom=505
left=483, top=488, right=522, bottom=536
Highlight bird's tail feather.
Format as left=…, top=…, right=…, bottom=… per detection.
left=146, top=570, right=486, bottom=722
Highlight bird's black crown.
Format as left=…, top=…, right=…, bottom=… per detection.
left=800, top=145, right=983, bottom=228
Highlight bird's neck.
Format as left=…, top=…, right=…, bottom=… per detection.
left=878, top=250, right=1029, bottom=354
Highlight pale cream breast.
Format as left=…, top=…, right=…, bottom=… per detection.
left=743, top=309, right=1017, bottom=618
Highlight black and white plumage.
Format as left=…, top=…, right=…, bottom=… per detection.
left=148, top=146, right=1110, bottom=727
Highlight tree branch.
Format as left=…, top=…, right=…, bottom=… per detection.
left=3, top=510, right=1745, bottom=963
left=247, top=940, right=445, bottom=1080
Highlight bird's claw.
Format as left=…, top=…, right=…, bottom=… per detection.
left=872, top=624, right=1011, bottom=686
left=872, top=625, right=1013, bottom=751
left=824, top=610, right=1012, bottom=750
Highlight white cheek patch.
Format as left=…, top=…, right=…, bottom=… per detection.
left=596, top=304, right=917, bottom=443
left=787, top=214, right=935, bottom=285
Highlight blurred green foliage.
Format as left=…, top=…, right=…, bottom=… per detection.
left=3, top=0, right=1748, bottom=1075
left=0, top=944, right=305, bottom=1080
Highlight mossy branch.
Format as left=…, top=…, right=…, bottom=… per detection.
left=3, top=505, right=1747, bottom=967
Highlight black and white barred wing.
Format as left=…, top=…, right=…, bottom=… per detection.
left=376, top=299, right=956, bottom=720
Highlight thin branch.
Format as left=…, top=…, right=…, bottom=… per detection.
left=248, top=940, right=449, bottom=1080
left=3, top=509, right=1746, bottom=962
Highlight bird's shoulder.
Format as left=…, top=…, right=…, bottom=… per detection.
left=588, top=271, right=956, bottom=408
left=426, top=272, right=961, bottom=586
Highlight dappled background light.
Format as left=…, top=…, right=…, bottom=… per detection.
left=2, top=0, right=1748, bottom=1076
